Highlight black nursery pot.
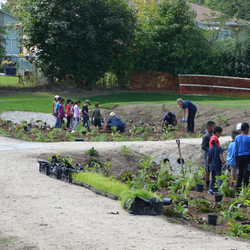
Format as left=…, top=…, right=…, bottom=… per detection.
left=82, top=131, right=86, bottom=135
left=208, top=214, right=218, bottom=226
left=196, top=184, right=203, bottom=192
left=23, top=126, right=28, bottom=131
left=6, top=120, right=11, bottom=125
left=175, top=199, right=188, bottom=208
left=162, top=198, right=172, bottom=205
left=213, top=187, right=219, bottom=192
left=214, top=193, right=223, bottom=203
left=75, top=138, right=84, bottom=141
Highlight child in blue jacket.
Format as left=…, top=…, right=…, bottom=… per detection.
left=234, top=122, right=250, bottom=190
left=227, top=130, right=240, bottom=188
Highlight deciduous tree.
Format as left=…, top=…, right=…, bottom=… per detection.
left=12, top=0, right=137, bottom=85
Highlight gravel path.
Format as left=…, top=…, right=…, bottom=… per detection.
left=1, top=111, right=56, bottom=126
left=1, top=135, right=250, bottom=249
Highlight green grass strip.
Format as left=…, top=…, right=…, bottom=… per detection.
left=0, top=76, right=20, bottom=86
left=72, top=172, right=161, bottom=206
left=72, top=172, right=129, bottom=196
left=0, top=92, right=249, bottom=113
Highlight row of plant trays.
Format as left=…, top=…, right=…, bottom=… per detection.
left=38, top=160, right=119, bottom=200
left=38, top=158, right=166, bottom=215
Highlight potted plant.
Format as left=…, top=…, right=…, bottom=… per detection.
left=3, top=61, right=17, bottom=75
left=193, top=167, right=205, bottom=192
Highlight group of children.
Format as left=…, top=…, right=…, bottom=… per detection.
left=52, top=95, right=102, bottom=133
left=202, top=121, right=250, bottom=194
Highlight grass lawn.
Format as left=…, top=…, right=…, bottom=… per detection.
left=0, top=91, right=248, bottom=113
left=0, top=76, right=20, bottom=86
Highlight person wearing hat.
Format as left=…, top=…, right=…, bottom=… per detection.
left=209, top=126, right=223, bottom=148
left=176, top=98, right=197, bottom=133
left=105, top=112, right=126, bottom=132
left=207, top=135, right=226, bottom=195
left=82, top=100, right=91, bottom=132
left=236, top=123, right=242, bottom=134
left=52, top=95, right=59, bottom=116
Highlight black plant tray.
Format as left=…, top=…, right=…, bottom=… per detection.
left=94, top=190, right=106, bottom=196
left=61, top=173, right=73, bottom=183
left=82, top=183, right=90, bottom=189
left=49, top=171, right=61, bottom=180
left=38, top=161, right=50, bottom=175
left=106, top=193, right=119, bottom=200
left=130, top=197, right=163, bottom=215
left=72, top=181, right=83, bottom=186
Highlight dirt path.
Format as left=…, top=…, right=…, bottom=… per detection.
left=1, top=136, right=250, bottom=250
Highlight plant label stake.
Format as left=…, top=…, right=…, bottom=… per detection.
left=176, top=139, right=184, bottom=172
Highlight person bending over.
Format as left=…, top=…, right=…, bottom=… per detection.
left=161, top=112, right=177, bottom=128
left=176, top=98, right=197, bottom=133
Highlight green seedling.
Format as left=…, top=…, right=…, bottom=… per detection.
left=226, top=219, right=250, bottom=239
left=152, top=115, right=159, bottom=120
left=120, top=145, right=132, bottom=156
left=161, top=104, right=166, bottom=111
left=86, top=147, right=98, bottom=156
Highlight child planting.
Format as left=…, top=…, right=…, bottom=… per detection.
left=92, top=102, right=103, bottom=133
left=209, top=126, right=223, bottom=148
left=201, top=121, right=215, bottom=189
left=207, top=136, right=226, bottom=195
left=227, top=130, right=240, bottom=188
left=234, top=122, right=250, bottom=190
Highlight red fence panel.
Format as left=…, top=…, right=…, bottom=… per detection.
left=179, top=74, right=250, bottom=97
left=130, top=71, right=179, bottom=93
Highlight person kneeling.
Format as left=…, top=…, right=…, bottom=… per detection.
left=105, top=112, right=126, bottom=132
left=161, top=112, right=177, bottom=128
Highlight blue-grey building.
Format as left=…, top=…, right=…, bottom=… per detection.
left=0, top=9, right=20, bottom=55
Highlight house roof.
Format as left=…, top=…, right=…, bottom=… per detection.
left=187, top=2, right=249, bottom=25
left=0, top=9, right=15, bottom=18
left=128, top=1, right=249, bottom=25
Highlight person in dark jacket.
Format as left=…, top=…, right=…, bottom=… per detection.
left=105, top=112, right=126, bottom=132
left=161, top=112, right=177, bottom=128
left=207, top=136, right=225, bottom=195
left=177, top=98, right=197, bottom=133
left=201, top=121, right=215, bottom=189
left=82, top=99, right=91, bottom=132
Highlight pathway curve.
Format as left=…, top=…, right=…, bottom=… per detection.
left=0, top=136, right=249, bottom=250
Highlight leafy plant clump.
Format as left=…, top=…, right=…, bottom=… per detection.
left=120, top=145, right=132, bottom=156
left=86, top=147, right=98, bottom=156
